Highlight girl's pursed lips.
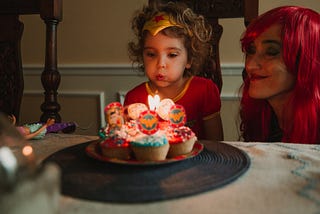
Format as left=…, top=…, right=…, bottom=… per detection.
left=156, top=74, right=165, bottom=81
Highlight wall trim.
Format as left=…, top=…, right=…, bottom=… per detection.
left=24, top=90, right=106, bottom=127
left=24, top=64, right=242, bottom=102
left=221, top=63, right=244, bottom=76
left=23, top=63, right=244, bottom=76
left=118, top=90, right=239, bottom=103
left=221, top=93, right=240, bottom=101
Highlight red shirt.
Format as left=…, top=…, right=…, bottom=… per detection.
left=124, top=76, right=221, bottom=139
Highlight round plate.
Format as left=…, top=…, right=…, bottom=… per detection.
left=85, top=141, right=204, bottom=165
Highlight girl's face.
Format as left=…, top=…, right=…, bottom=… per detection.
left=245, top=24, right=295, bottom=103
left=143, top=32, right=191, bottom=88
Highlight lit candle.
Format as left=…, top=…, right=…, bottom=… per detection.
left=148, top=94, right=160, bottom=111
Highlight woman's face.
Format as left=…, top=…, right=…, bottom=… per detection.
left=245, top=24, right=295, bottom=103
left=143, top=31, right=191, bottom=88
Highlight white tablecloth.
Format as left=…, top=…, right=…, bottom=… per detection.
left=8, top=134, right=320, bottom=214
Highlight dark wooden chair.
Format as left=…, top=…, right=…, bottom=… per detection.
left=0, top=0, right=62, bottom=123
left=149, top=0, right=258, bottom=93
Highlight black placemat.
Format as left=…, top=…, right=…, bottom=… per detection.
left=43, top=140, right=250, bottom=203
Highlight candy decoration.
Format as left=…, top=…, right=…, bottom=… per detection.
left=104, top=102, right=122, bottom=113
left=104, top=102, right=124, bottom=129
left=156, top=98, right=175, bottom=120
left=138, top=110, right=159, bottom=135
left=168, top=104, right=186, bottom=127
left=127, top=103, right=148, bottom=120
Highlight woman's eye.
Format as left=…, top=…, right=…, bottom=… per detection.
left=265, top=47, right=280, bottom=56
left=245, top=45, right=255, bottom=55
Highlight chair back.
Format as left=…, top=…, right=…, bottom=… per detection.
left=0, top=0, right=62, bottom=122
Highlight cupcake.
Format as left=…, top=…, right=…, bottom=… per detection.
left=99, top=102, right=133, bottom=160
left=100, top=136, right=132, bottom=160
left=166, top=126, right=197, bottom=158
left=166, top=104, right=197, bottom=157
left=130, top=110, right=169, bottom=161
left=130, top=132, right=169, bottom=161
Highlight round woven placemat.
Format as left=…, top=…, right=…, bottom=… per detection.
left=43, top=140, right=250, bottom=203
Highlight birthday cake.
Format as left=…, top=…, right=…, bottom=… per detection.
left=98, top=97, right=197, bottom=161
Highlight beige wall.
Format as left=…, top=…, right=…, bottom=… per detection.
left=20, top=0, right=320, bottom=65
left=19, top=0, right=320, bottom=140
left=21, top=0, right=147, bottom=65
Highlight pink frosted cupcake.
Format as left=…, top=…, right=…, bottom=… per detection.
left=166, top=126, right=197, bottom=158
left=166, top=104, right=197, bottom=157
left=100, top=137, right=131, bottom=160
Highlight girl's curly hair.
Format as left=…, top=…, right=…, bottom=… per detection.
left=128, top=1, right=213, bottom=77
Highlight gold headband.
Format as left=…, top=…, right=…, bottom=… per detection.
left=142, top=13, right=182, bottom=36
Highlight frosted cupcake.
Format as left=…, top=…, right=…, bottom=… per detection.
left=131, top=132, right=169, bottom=161
left=166, top=104, right=197, bottom=157
left=100, top=136, right=132, bottom=160
left=99, top=102, right=132, bottom=160
left=166, top=126, right=197, bottom=158
left=130, top=110, right=169, bottom=161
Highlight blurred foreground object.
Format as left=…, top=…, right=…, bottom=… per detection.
left=0, top=113, right=60, bottom=214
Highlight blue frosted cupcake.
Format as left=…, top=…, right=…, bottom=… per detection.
left=130, top=132, right=169, bottom=161
left=130, top=110, right=169, bottom=161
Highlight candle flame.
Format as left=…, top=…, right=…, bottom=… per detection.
left=148, top=94, right=160, bottom=111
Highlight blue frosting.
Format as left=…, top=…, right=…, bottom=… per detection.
left=131, top=133, right=168, bottom=147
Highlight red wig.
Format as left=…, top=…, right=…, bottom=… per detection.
left=240, top=6, right=320, bottom=143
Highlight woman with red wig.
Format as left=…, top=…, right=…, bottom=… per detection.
left=239, top=6, right=320, bottom=143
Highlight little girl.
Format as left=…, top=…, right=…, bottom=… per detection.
left=124, top=2, right=223, bottom=141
